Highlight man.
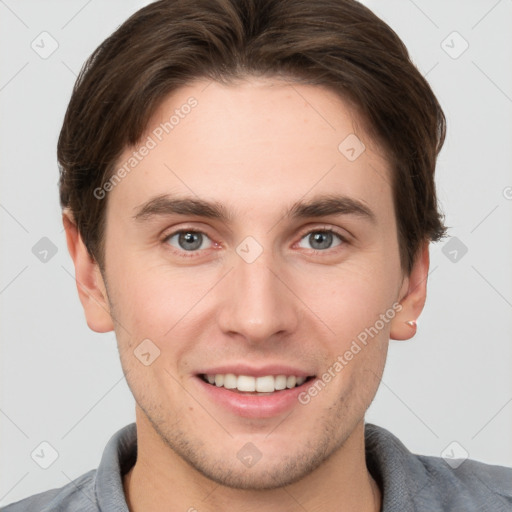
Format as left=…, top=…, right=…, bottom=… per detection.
left=3, top=0, right=511, bottom=510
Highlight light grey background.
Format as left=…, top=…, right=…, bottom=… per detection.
left=1, top=0, right=511, bottom=506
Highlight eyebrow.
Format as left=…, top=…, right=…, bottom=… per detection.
left=132, top=193, right=376, bottom=225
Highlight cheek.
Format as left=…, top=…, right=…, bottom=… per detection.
left=304, top=258, right=399, bottom=337
left=108, top=254, right=201, bottom=328
left=107, top=257, right=223, bottom=378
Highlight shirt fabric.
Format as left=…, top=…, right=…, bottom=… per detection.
left=3, top=422, right=512, bottom=511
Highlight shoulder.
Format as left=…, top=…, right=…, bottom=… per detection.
left=2, top=423, right=136, bottom=512
left=365, top=423, right=512, bottom=510
left=417, top=454, right=512, bottom=509
left=1, top=469, right=98, bottom=512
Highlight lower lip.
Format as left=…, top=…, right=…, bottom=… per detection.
left=194, top=376, right=314, bottom=419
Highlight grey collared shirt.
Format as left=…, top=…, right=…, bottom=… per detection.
left=2, top=422, right=512, bottom=511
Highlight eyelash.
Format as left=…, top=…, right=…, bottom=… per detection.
left=161, top=226, right=349, bottom=259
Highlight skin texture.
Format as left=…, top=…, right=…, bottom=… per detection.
left=64, top=77, right=429, bottom=512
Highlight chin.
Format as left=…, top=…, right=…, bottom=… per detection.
left=164, top=428, right=338, bottom=491
left=189, top=455, right=327, bottom=491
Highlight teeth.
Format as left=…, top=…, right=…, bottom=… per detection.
left=275, top=375, right=287, bottom=390
left=256, top=375, right=274, bottom=392
left=223, top=373, right=237, bottom=389
left=286, top=376, right=296, bottom=389
left=237, top=375, right=256, bottom=392
left=203, top=373, right=309, bottom=392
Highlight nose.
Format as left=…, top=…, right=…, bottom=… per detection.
left=216, top=250, right=300, bottom=346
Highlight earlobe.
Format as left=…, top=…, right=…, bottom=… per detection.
left=62, top=211, right=114, bottom=333
left=390, top=242, right=429, bottom=341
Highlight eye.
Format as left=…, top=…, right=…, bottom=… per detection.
left=297, top=229, right=345, bottom=251
left=164, top=230, right=213, bottom=252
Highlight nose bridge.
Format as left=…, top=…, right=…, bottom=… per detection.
left=217, top=243, right=299, bottom=342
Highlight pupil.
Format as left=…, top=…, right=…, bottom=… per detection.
left=179, top=232, right=202, bottom=251
left=310, top=232, right=332, bottom=250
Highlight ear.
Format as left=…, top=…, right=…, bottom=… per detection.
left=390, top=241, right=430, bottom=341
left=62, top=210, right=114, bottom=333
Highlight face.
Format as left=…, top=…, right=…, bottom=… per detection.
left=96, top=78, right=410, bottom=489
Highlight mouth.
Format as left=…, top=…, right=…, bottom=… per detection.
left=193, top=365, right=318, bottom=418
left=198, top=373, right=316, bottom=395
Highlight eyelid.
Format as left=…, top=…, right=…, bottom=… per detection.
left=161, top=224, right=214, bottom=242
left=295, top=224, right=350, bottom=243
left=161, top=223, right=349, bottom=258
left=299, top=224, right=342, bottom=236
left=292, top=229, right=347, bottom=257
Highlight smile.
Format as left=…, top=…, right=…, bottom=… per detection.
left=194, top=365, right=319, bottom=417
left=200, top=373, right=315, bottom=394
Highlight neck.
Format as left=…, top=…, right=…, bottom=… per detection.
left=123, top=411, right=381, bottom=512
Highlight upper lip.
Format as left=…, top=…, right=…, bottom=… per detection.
left=196, top=364, right=315, bottom=378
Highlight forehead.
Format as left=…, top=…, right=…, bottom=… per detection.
left=108, top=78, right=393, bottom=225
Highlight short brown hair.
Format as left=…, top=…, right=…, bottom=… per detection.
left=58, top=0, right=447, bottom=274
